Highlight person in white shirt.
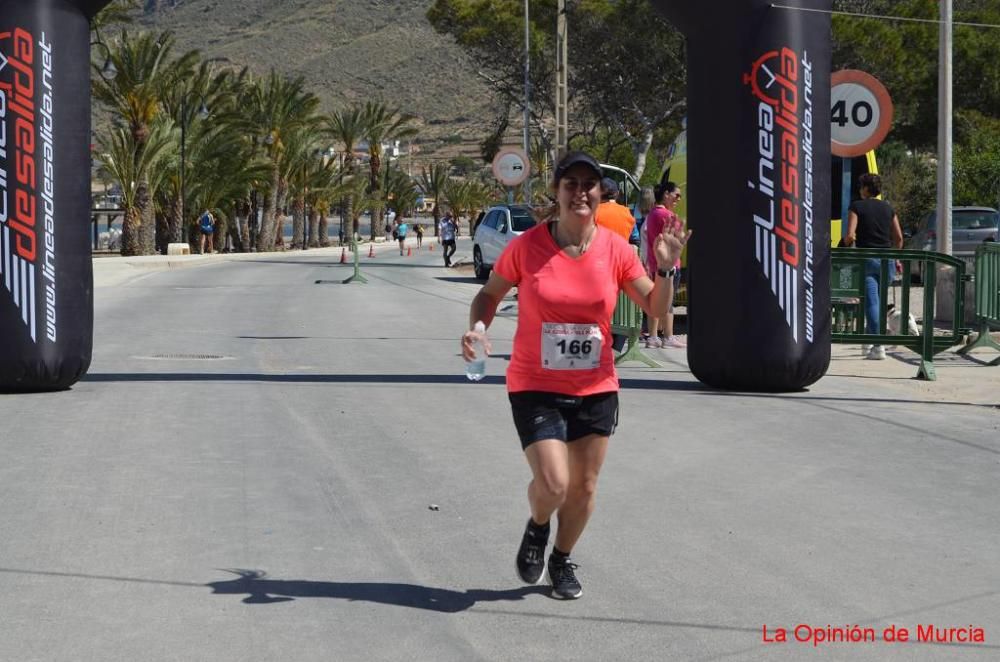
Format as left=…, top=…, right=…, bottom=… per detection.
left=439, top=212, right=459, bottom=267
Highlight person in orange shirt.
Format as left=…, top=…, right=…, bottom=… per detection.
left=594, top=178, right=636, bottom=242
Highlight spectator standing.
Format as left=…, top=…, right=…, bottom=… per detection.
left=198, top=209, right=216, bottom=254
left=843, top=173, right=904, bottom=360
left=440, top=212, right=458, bottom=267
left=644, top=183, right=686, bottom=348
left=415, top=223, right=424, bottom=249
left=636, top=186, right=655, bottom=256
left=594, top=178, right=636, bottom=242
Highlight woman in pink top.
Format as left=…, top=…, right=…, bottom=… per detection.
left=460, top=151, right=690, bottom=600
left=644, top=182, right=686, bottom=348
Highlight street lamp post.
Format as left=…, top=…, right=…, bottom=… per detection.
left=179, top=96, right=209, bottom=244
left=90, top=26, right=118, bottom=82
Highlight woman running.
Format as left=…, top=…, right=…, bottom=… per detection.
left=461, top=151, right=690, bottom=599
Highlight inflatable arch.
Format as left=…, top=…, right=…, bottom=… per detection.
left=0, top=0, right=106, bottom=391
left=652, top=0, right=832, bottom=391
left=0, top=0, right=831, bottom=393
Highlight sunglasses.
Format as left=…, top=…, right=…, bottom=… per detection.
left=560, top=178, right=600, bottom=191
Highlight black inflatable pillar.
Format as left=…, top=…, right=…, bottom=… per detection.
left=651, top=0, right=832, bottom=391
left=0, top=0, right=109, bottom=391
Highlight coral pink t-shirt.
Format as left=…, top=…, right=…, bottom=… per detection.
left=494, top=222, right=646, bottom=396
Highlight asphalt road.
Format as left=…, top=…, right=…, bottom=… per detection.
left=2, top=240, right=999, bottom=661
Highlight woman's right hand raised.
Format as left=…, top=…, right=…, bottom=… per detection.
left=653, top=223, right=693, bottom=268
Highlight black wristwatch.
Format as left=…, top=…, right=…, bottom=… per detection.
left=656, top=266, right=677, bottom=279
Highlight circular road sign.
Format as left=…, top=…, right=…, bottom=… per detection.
left=831, top=70, right=894, bottom=158
left=492, top=147, right=531, bottom=187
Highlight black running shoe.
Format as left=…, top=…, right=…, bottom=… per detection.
left=548, top=555, right=582, bottom=599
left=515, top=520, right=549, bottom=584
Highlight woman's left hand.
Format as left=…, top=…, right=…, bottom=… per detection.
left=653, top=223, right=692, bottom=268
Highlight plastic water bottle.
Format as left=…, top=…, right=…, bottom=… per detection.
left=466, top=321, right=487, bottom=381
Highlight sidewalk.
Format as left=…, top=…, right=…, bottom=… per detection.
left=94, top=246, right=1000, bottom=403
left=90, top=238, right=435, bottom=287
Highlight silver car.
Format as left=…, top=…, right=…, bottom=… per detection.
left=472, top=204, right=537, bottom=280
left=906, top=206, right=999, bottom=281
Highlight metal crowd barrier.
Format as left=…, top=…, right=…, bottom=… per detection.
left=957, top=243, right=1000, bottom=365
left=611, top=289, right=660, bottom=367
left=612, top=245, right=660, bottom=367
left=831, top=248, right=971, bottom=380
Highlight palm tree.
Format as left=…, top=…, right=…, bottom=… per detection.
left=386, top=166, right=420, bottom=231
left=305, top=155, right=342, bottom=248
left=92, top=30, right=199, bottom=254
left=91, top=0, right=139, bottom=31
left=96, top=121, right=176, bottom=255
left=184, top=114, right=270, bottom=253
left=418, top=163, right=450, bottom=236
left=280, top=127, right=321, bottom=249
left=361, top=101, right=417, bottom=240
left=446, top=179, right=495, bottom=237
left=160, top=62, right=243, bottom=245
left=239, top=72, right=320, bottom=251
left=341, top=173, right=379, bottom=247
left=324, top=106, right=366, bottom=241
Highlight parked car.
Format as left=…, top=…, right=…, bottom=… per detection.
left=472, top=204, right=536, bottom=280
left=905, top=206, right=999, bottom=281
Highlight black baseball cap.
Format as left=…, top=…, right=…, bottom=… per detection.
left=600, top=177, right=619, bottom=199
left=554, top=150, right=602, bottom=183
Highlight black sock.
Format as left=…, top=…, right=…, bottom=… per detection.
left=528, top=518, right=550, bottom=535
left=551, top=547, right=570, bottom=561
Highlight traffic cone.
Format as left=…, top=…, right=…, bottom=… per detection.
left=340, top=247, right=347, bottom=263
left=407, top=247, right=412, bottom=256
left=368, top=244, right=375, bottom=258
left=429, top=242, right=435, bottom=251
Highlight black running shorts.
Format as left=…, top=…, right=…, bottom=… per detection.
left=508, top=391, right=619, bottom=450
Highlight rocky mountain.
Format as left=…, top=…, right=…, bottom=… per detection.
left=134, top=0, right=493, bottom=157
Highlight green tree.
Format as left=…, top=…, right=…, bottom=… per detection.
left=428, top=0, right=556, bottom=165
left=567, top=0, right=685, bottom=180
left=92, top=0, right=139, bottom=30
left=954, top=111, right=1000, bottom=209
left=445, top=178, right=495, bottom=236
left=361, top=101, right=418, bottom=240
left=386, top=166, right=420, bottom=227
left=418, top=163, right=451, bottom=235
left=832, top=0, right=1000, bottom=150
left=92, top=30, right=199, bottom=255
left=159, top=62, right=244, bottom=245
left=325, top=105, right=367, bottom=238
left=96, top=121, right=176, bottom=255
left=239, top=72, right=320, bottom=251
left=450, top=155, right=478, bottom=177
left=428, top=0, right=686, bottom=181
left=874, top=141, right=936, bottom=234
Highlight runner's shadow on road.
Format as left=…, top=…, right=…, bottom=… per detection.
left=434, top=276, right=483, bottom=284
left=206, top=569, right=546, bottom=612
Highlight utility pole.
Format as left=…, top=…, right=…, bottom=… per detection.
left=555, top=0, right=568, bottom=157
left=523, top=0, right=532, bottom=202
left=934, top=0, right=957, bottom=324
left=936, top=0, right=953, bottom=257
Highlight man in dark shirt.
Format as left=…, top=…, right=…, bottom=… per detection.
left=843, top=173, right=904, bottom=360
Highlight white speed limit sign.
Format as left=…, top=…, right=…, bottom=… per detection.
left=830, top=70, right=893, bottom=158
left=492, top=147, right=531, bottom=187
